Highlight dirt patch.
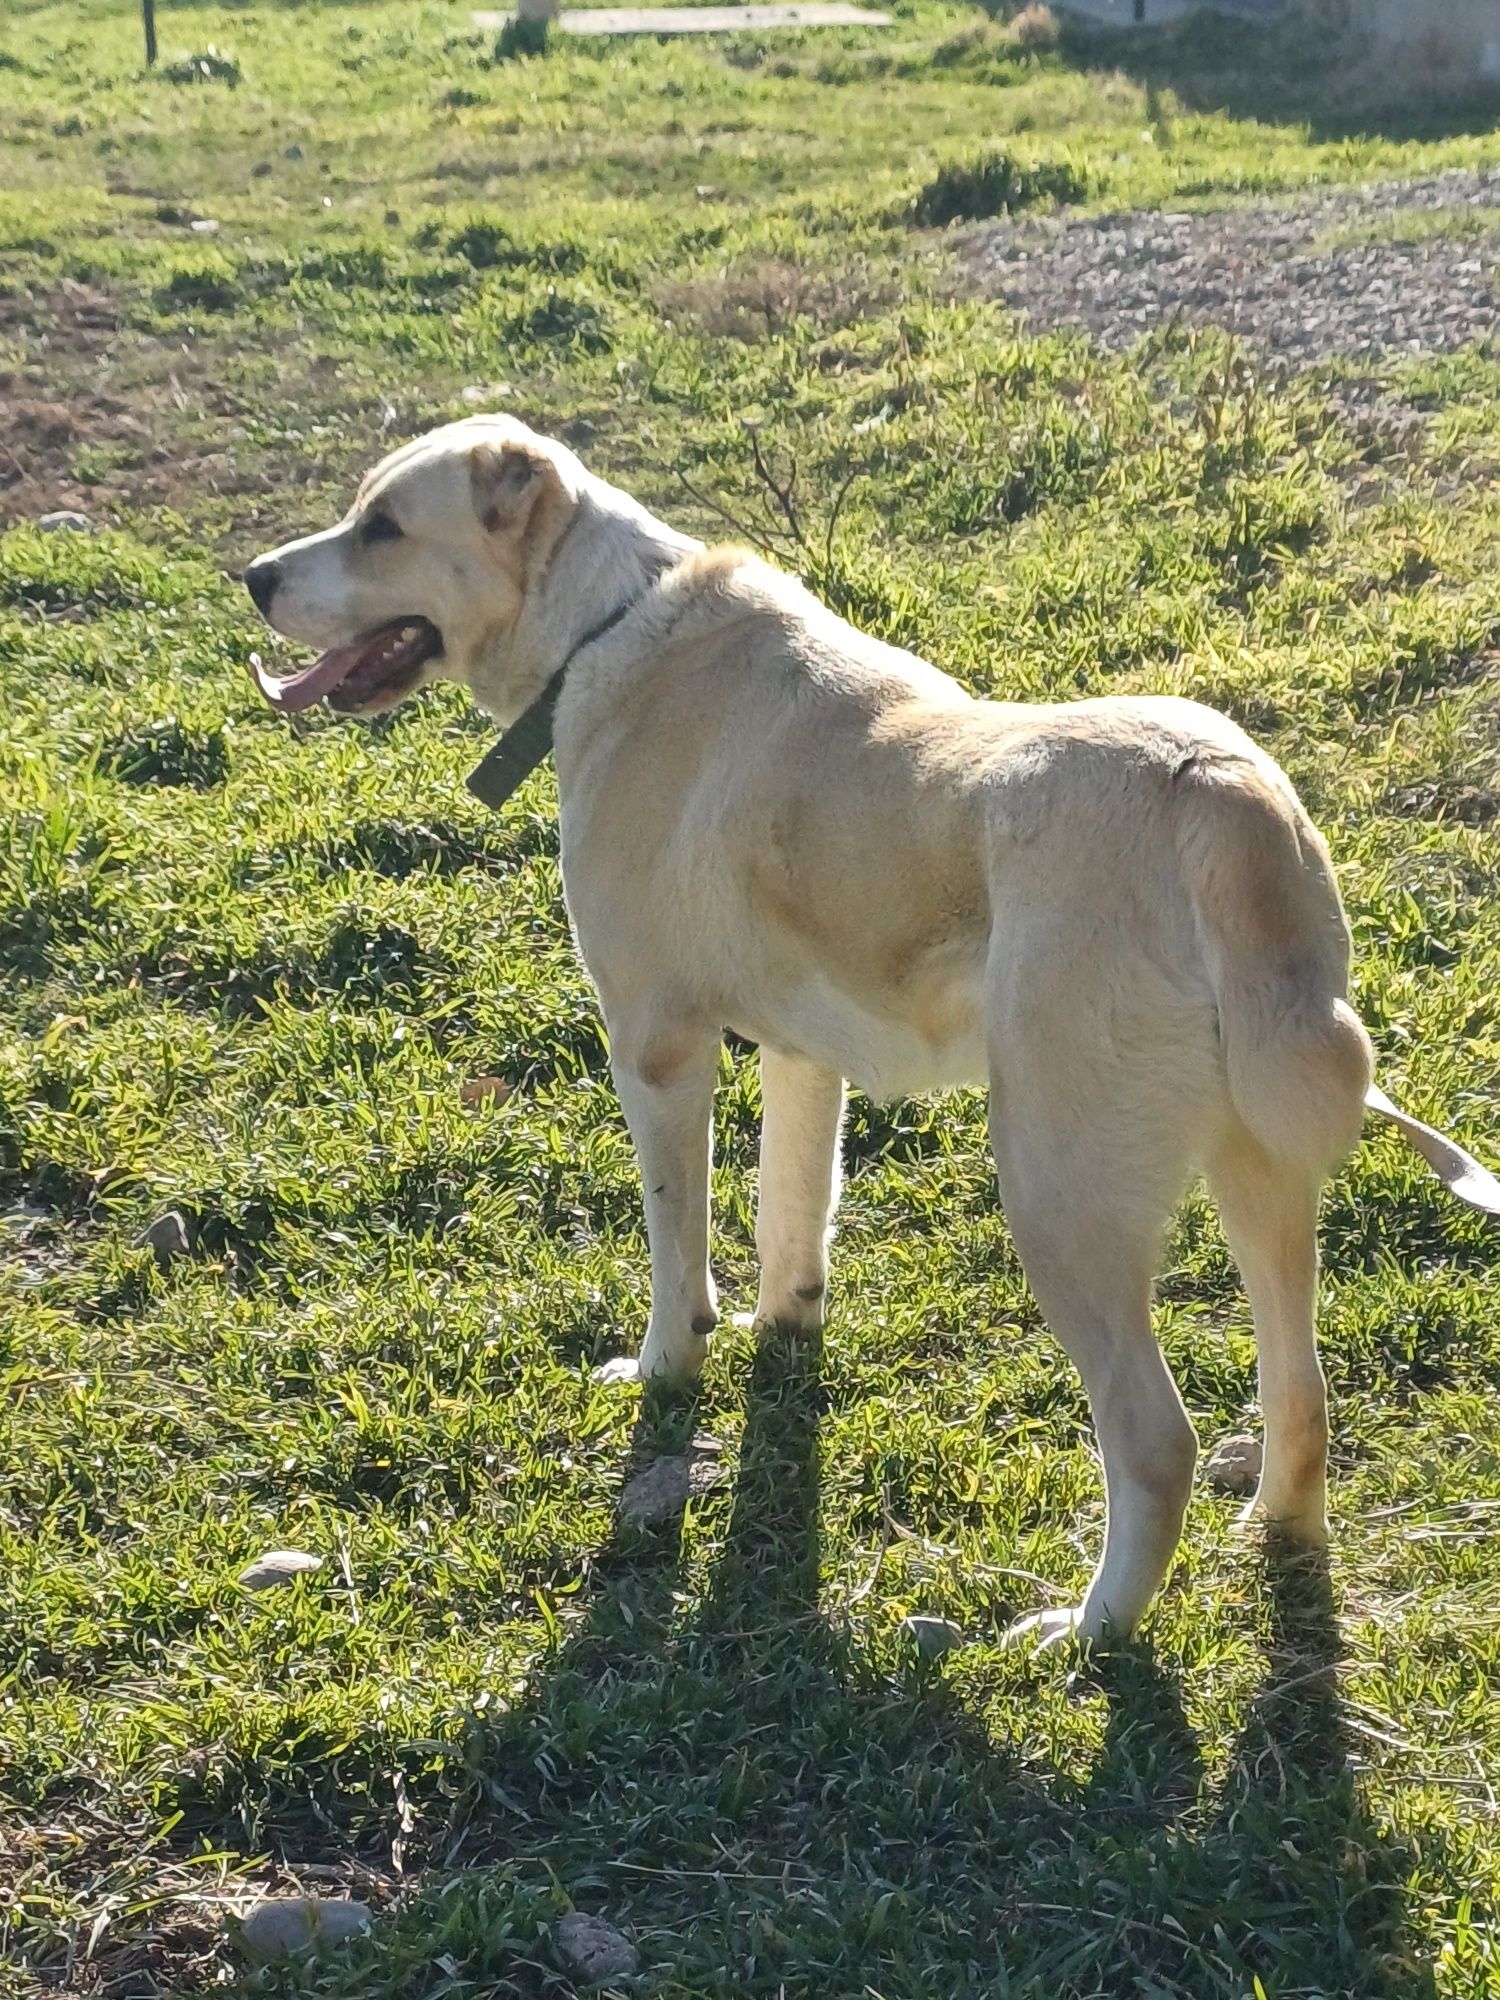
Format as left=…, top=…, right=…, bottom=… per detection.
left=0, top=1813, right=398, bottom=1998
left=0, top=1200, right=84, bottom=1289
left=963, top=166, right=1500, bottom=364
left=0, top=281, right=239, bottom=528
left=0, top=390, right=165, bottom=522
left=653, top=257, right=899, bottom=341
left=0, top=278, right=388, bottom=550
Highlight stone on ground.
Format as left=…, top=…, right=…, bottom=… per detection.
left=619, top=1437, right=724, bottom=1525
left=902, top=1613, right=966, bottom=1657
left=555, top=1911, right=640, bottom=1983
left=238, top=1548, right=324, bottom=1591
left=135, top=1210, right=190, bottom=1264
left=239, top=1896, right=371, bottom=1958
left=1204, top=1433, right=1263, bottom=1496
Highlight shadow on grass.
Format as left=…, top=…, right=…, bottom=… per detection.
left=1053, top=12, right=1500, bottom=147
left=384, top=1330, right=1436, bottom=1998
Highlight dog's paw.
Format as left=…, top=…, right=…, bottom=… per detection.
left=1001, top=1606, right=1090, bottom=1653
left=731, top=1304, right=824, bottom=1335
left=1240, top=1495, right=1330, bottom=1547
left=592, top=1355, right=642, bottom=1386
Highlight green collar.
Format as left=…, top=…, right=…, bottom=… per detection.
left=465, top=593, right=644, bottom=812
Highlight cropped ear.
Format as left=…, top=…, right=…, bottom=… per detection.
left=470, top=442, right=548, bottom=536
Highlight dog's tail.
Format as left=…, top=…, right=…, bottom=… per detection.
left=1175, top=755, right=1500, bottom=1210
left=1364, top=1084, right=1500, bottom=1213
left=1175, top=755, right=1373, bottom=1178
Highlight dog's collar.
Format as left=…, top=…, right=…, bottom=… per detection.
left=464, top=589, right=650, bottom=812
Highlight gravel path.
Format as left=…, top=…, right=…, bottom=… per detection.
left=965, top=167, right=1500, bottom=365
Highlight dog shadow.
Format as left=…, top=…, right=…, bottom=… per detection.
left=448, top=1331, right=1435, bottom=1997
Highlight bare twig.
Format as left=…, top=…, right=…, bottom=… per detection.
left=677, top=434, right=863, bottom=582
left=822, top=464, right=862, bottom=575
left=749, top=431, right=805, bottom=549
left=674, top=471, right=788, bottom=556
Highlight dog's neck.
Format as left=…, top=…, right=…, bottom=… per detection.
left=473, top=480, right=700, bottom=725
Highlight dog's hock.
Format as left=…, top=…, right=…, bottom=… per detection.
left=1365, top=1084, right=1500, bottom=1215
left=470, top=441, right=542, bottom=534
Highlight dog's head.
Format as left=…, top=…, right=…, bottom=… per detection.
left=242, top=415, right=580, bottom=717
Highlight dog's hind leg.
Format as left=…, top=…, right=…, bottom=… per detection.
left=1207, top=1135, right=1329, bottom=1543
left=987, top=961, right=1203, bottom=1646
left=752, top=1049, right=845, bottom=1332
left=611, top=1023, right=722, bottom=1383
left=994, top=1151, right=1199, bottom=1647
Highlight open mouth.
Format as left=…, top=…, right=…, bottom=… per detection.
left=248, top=618, right=443, bottom=715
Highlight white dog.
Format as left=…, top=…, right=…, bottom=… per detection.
left=245, top=415, right=1497, bottom=1646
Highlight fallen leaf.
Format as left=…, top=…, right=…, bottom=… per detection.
left=461, top=1075, right=514, bottom=1108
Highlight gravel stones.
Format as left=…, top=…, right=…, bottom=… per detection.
left=965, top=166, right=1500, bottom=364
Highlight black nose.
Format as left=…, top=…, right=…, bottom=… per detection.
left=243, top=558, right=281, bottom=615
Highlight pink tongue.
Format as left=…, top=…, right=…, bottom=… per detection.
left=248, top=641, right=366, bottom=714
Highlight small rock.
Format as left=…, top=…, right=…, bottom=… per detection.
left=190, top=217, right=220, bottom=234
left=1205, top=1433, right=1262, bottom=1496
left=251, top=161, right=273, bottom=178
left=240, top=1896, right=371, bottom=1959
left=135, top=1209, right=190, bottom=1264
left=36, top=510, right=93, bottom=533
left=619, top=1441, right=723, bottom=1526
left=593, top=1354, right=640, bottom=1386
left=283, top=142, right=304, bottom=159
left=555, top=1912, right=640, bottom=1984
left=384, top=207, right=401, bottom=225
left=902, top=1613, right=965, bottom=1658
left=460, top=382, right=513, bottom=405
left=239, top=1548, right=324, bottom=1591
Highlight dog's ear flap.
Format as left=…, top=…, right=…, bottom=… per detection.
left=470, top=442, right=548, bottom=536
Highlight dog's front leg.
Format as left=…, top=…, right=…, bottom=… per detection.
left=753, top=1049, right=845, bottom=1331
left=611, top=1027, right=722, bottom=1382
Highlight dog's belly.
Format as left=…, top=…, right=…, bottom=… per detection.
left=733, top=971, right=987, bottom=1102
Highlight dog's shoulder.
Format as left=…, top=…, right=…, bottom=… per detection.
left=633, top=541, right=817, bottom=667
left=657, top=542, right=794, bottom=620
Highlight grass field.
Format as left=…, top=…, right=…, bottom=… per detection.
left=3, top=2, right=1500, bottom=1994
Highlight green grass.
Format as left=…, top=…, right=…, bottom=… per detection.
left=3, top=1, right=1500, bottom=1994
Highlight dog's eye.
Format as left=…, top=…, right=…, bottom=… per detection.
left=362, top=512, right=403, bottom=545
